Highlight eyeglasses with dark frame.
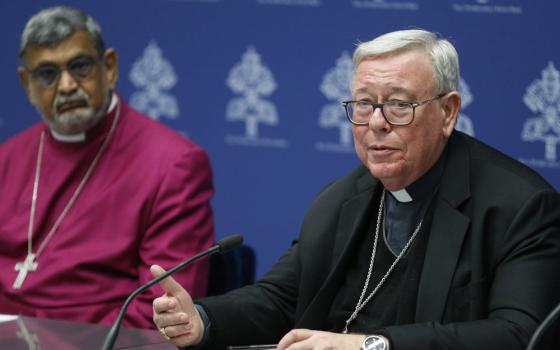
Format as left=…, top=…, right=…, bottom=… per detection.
left=27, top=55, right=102, bottom=88
left=342, top=92, right=448, bottom=126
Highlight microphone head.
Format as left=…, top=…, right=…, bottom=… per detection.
left=217, top=234, right=244, bottom=253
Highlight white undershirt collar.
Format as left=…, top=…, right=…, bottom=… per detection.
left=50, top=93, right=118, bottom=143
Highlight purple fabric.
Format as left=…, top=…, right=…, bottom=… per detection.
left=0, top=95, right=215, bottom=328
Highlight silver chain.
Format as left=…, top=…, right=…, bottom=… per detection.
left=342, top=189, right=423, bottom=333
left=27, top=103, right=121, bottom=259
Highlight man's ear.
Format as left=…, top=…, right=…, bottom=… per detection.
left=17, top=66, right=32, bottom=99
left=441, top=91, right=461, bottom=138
left=102, top=48, right=119, bottom=89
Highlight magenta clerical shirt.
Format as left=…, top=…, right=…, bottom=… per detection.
left=0, top=94, right=215, bottom=328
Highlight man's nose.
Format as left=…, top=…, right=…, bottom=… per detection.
left=57, top=69, right=78, bottom=94
left=368, top=106, right=391, bottom=131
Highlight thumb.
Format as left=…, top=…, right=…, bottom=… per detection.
left=150, top=264, right=186, bottom=296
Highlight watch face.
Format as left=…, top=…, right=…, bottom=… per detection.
left=363, top=336, right=386, bottom=350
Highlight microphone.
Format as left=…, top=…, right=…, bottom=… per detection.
left=101, top=233, right=244, bottom=350
left=526, top=300, right=560, bottom=350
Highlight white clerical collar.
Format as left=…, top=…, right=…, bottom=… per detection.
left=49, top=93, right=118, bottom=143
left=50, top=129, right=86, bottom=142
left=387, top=148, right=448, bottom=204
left=390, top=189, right=413, bottom=203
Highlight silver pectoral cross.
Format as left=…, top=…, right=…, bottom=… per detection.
left=13, top=253, right=38, bottom=289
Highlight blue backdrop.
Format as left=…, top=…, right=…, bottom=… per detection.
left=1, top=0, right=559, bottom=278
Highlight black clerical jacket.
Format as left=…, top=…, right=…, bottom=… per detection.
left=198, top=131, right=560, bottom=350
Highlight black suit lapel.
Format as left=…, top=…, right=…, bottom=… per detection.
left=297, top=172, right=380, bottom=329
left=416, top=132, right=472, bottom=322
left=298, top=132, right=473, bottom=327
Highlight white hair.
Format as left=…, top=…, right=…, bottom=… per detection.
left=352, top=29, right=459, bottom=94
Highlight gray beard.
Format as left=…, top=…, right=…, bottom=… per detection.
left=48, top=106, right=103, bottom=135
left=43, top=91, right=110, bottom=135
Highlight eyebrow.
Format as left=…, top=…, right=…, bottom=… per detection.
left=353, top=86, right=416, bottom=99
left=388, top=86, right=414, bottom=96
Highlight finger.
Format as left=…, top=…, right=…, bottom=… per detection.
left=153, top=295, right=177, bottom=314
left=277, top=329, right=314, bottom=350
left=154, top=311, right=189, bottom=328
left=150, top=264, right=186, bottom=295
left=162, top=322, right=194, bottom=338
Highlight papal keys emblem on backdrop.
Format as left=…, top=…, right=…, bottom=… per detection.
left=225, top=46, right=287, bottom=148
left=129, top=41, right=179, bottom=121
left=520, top=61, right=560, bottom=168
left=315, top=51, right=354, bottom=154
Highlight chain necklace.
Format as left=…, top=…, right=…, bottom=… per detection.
left=342, top=189, right=423, bottom=333
left=13, top=104, right=121, bottom=289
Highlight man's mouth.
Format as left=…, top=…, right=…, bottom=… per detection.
left=370, top=145, right=399, bottom=155
left=372, top=145, right=395, bottom=151
left=57, top=100, right=87, bottom=113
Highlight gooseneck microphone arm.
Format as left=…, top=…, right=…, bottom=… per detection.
left=101, top=233, right=243, bottom=350
left=526, top=300, right=560, bottom=350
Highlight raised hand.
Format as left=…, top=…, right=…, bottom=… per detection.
left=151, top=264, right=205, bottom=348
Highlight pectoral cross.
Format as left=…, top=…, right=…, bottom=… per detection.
left=13, top=253, right=38, bottom=289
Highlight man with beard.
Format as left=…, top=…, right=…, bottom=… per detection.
left=0, top=6, right=215, bottom=329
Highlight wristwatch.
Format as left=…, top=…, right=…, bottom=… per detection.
left=361, top=335, right=388, bottom=350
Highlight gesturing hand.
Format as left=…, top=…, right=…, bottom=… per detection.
left=151, top=264, right=205, bottom=348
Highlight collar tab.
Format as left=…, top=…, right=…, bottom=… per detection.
left=389, top=189, right=413, bottom=203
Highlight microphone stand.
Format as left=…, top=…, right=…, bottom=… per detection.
left=526, top=301, right=560, bottom=350
left=101, top=234, right=243, bottom=350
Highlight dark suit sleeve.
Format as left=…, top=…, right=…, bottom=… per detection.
left=196, top=243, right=300, bottom=350
left=382, top=190, right=560, bottom=350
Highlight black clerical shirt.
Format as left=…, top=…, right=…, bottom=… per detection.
left=326, top=150, right=447, bottom=333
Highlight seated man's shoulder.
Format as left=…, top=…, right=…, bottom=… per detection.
left=312, top=164, right=372, bottom=206
left=0, top=122, right=44, bottom=156
left=459, top=132, right=554, bottom=193
left=126, top=104, right=207, bottom=158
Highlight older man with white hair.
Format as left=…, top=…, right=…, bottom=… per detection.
left=152, top=29, right=560, bottom=350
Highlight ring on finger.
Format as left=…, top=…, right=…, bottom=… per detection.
left=159, top=326, right=171, bottom=340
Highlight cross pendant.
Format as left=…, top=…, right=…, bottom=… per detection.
left=13, top=253, right=38, bottom=289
